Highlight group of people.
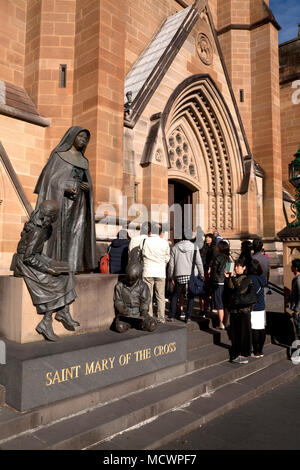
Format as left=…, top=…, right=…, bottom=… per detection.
left=106, top=224, right=276, bottom=364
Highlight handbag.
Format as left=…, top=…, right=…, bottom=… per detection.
left=99, top=247, right=110, bottom=274
left=188, top=249, right=204, bottom=296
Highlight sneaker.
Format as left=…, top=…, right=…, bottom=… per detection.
left=239, top=356, right=249, bottom=364
left=217, top=323, right=225, bottom=330
left=166, top=317, right=175, bottom=322
left=251, top=353, right=261, bottom=358
left=232, top=356, right=248, bottom=364
left=185, top=318, right=191, bottom=324
left=232, top=356, right=241, bottom=364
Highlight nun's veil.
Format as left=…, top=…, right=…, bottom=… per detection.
left=34, top=126, right=90, bottom=195
left=52, top=126, right=90, bottom=156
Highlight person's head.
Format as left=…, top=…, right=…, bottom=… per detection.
left=234, top=257, right=247, bottom=275
left=140, top=221, right=151, bottom=236
left=183, top=228, right=194, bottom=241
left=249, top=258, right=263, bottom=276
left=252, top=238, right=263, bottom=254
left=216, top=240, right=230, bottom=257
left=126, top=262, right=141, bottom=286
left=213, top=230, right=219, bottom=238
left=291, top=259, right=300, bottom=275
left=241, top=240, right=252, bottom=253
left=150, top=222, right=163, bottom=236
left=39, top=200, right=59, bottom=228
left=73, top=130, right=90, bottom=152
left=205, top=233, right=215, bottom=246
left=117, top=229, right=129, bottom=240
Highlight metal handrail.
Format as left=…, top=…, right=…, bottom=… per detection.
left=268, top=281, right=285, bottom=296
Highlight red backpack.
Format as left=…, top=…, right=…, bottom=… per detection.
left=99, top=248, right=110, bottom=274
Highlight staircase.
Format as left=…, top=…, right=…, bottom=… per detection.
left=0, top=315, right=298, bottom=450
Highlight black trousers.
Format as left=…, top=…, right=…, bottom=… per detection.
left=230, top=310, right=251, bottom=359
left=170, top=282, right=194, bottom=319
left=251, top=329, right=266, bottom=355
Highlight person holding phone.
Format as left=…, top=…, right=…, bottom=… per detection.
left=225, top=258, right=257, bottom=364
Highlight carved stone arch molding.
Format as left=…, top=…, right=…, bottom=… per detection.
left=162, top=74, right=245, bottom=232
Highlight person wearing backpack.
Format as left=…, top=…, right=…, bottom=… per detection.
left=248, top=259, right=267, bottom=357
left=167, top=229, right=204, bottom=324
left=225, top=257, right=257, bottom=364
left=109, top=229, right=130, bottom=274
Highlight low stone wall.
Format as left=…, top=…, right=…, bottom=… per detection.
left=0, top=273, right=119, bottom=344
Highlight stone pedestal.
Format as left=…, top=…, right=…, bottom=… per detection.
left=0, top=273, right=119, bottom=344
left=278, top=226, right=300, bottom=292
left=0, top=325, right=187, bottom=411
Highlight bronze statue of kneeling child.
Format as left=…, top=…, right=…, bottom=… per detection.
left=11, top=200, right=80, bottom=342
left=113, top=263, right=157, bottom=333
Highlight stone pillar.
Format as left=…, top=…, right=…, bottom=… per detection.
left=251, top=22, right=283, bottom=237
left=278, top=226, right=300, bottom=296
left=73, top=0, right=125, bottom=216
left=25, top=0, right=76, bottom=157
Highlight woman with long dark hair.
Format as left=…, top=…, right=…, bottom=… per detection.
left=210, top=240, right=230, bottom=329
left=239, top=240, right=252, bottom=271
left=200, top=233, right=216, bottom=314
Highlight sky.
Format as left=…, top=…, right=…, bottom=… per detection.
left=270, top=0, right=300, bottom=43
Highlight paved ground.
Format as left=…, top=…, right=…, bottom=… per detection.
left=161, top=375, right=300, bottom=450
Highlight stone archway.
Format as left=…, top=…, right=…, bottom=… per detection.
left=162, top=74, right=244, bottom=234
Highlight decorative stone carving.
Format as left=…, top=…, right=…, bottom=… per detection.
left=196, top=33, right=213, bottom=66
left=155, top=148, right=163, bottom=162
left=167, top=128, right=198, bottom=180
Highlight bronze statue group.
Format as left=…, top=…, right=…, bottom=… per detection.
left=12, top=126, right=300, bottom=366
left=12, top=127, right=97, bottom=341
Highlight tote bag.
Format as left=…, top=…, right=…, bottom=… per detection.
left=189, top=249, right=204, bottom=296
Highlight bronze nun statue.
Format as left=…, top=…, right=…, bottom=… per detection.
left=34, top=126, right=97, bottom=273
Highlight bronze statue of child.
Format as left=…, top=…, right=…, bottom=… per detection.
left=113, top=262, right=157, bottom=333
left=11, top=200, right=80, bottom=341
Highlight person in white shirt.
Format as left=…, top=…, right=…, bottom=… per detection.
left=142, top=223, right=170, bottom=323
left=128, top=221, right=151, bottom=264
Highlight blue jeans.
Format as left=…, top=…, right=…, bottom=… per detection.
left=169, top=282, right=195, bottom=319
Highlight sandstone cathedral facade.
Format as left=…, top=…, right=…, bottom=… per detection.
left=0, top=0, right=299, bottom=273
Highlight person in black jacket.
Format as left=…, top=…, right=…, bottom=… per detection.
left=210, top=240, right=230, bottom=330
left=225, top=257, right=256, bottom=364
left=290, top=258, right=300, bottom=339
left=109, top=230, right=130, bottom=274
left=200, top=233, right=216, bottom=314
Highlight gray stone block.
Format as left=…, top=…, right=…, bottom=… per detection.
left=0, top=324, right=186, bottom=411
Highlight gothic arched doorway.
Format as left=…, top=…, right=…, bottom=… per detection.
left=162, top=74, right=245, bottom=236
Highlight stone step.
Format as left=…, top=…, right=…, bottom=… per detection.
left=0, top=343, right=287, bottom=450
left=0, top=340, right=229, bottom=442
left=89, top=359, right=300, bottom=450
